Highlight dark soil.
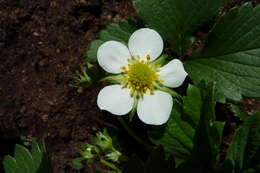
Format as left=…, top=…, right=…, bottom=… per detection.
left=0, top=0, right=259, bottom=173
left=0, top=0, right=136, bottom=172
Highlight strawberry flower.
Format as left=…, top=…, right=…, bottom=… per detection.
left=97, top=28, right=187, bottom=125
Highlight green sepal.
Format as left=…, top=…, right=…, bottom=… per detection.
left=153, top=54, right=168, bottom=66
left=154, top=83, right=182, bottom=101
left=129, top=97, right=138, bottom=122
left=95, top=129, right=113, bottom=151
left=70, top=157, right=85, bottom=170
left=77, top=143, right=100, bottom=160
left=99, top=75, right=124, bottom=84
left=105, top=150, right=122, bottom=162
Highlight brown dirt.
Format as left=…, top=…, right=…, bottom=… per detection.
left=0, top=0, right=136, bottom=172
left=0, top=0, right=259, bottom=173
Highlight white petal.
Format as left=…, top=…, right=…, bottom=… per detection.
left=128, top=28, right=163, bottom=62
left=137, top=91, right=173, bottom=125
left=97, top=41, right=131, bottom=74
left=97, top=85, right=134, bottom=115
left=159, top=59, right=188, bottom=88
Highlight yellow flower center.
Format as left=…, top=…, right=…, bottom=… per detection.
left=120, top=55, right=162, bottom=98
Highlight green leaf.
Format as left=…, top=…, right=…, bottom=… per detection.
left=3, top=140, right=53, bottom=173
left=133, top=0, right=227, bottom=55
left=192, top=82, right=225, bottom=170
left=150, top=83, right=224, bottom=167
left=85, top=20, right=139, bottom=62
left=230, top=104, right=248, bottom=121
left=14, top=144, right=34, bottom=173
left=31, top=140, right=43, bottom=171
left=185, top=3, right=260, bottom=101
left=3, top=156, right=18, bottom=173
left=150, top=102, right=193, bottom=164
left=224, top=112, right=260, bottom=172
left=36, top=143, right=53, bottom=173
left=183, top=85, right=202, bottom=125
left=149, top=85, right=202, bottom=163
left=85, top=40, right=104, bottom=62
left=70, top=157, right=84, bottom=170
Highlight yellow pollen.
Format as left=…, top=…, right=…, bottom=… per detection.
left=120, top=55, right=161, bottom=98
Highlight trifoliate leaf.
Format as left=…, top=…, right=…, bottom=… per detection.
left=85, top=20, right=139, bottom=62
left=133, top=0, right=227, bottom=55
left=185, top=3, right=260, bottom=102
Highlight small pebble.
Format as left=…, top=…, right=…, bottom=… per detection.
left=33, top=32, right=40, bottom=36
left=41, top=114, right=49, bottom=122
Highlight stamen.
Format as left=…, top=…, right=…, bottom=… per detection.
left=120, top=55, right=162, bottom=98
left=120, top=66, right=127, bottom=71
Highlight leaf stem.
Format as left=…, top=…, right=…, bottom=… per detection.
left=117, top=117, right=153, bottom=149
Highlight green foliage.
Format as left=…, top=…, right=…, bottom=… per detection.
left=150, top=83, right=224, bottom=168
left=82, top=1, right=260, bottom=172
left=185, top=3, right=260, bottom=102
left=71, top=65, right=92, bottom=89
left=192, top=82, right=225, bottom=171
left=71, top=63, right=106, bottom=90
left=122, top=147, right=175, bottom=173
left=149, top=85, right=200, bottom=161
left=133, top=0, right=227, bottom=55
left=223, top=112, right=260, bottom=173
left=85, top=2, right=260, bottom=101
left=3, top=141, right=52, bottom=173
left=230, top=104, right=248, bottom=121
left=70, top=129, right=122, bottom=172
left=85, top=20, right=139, bottom=62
